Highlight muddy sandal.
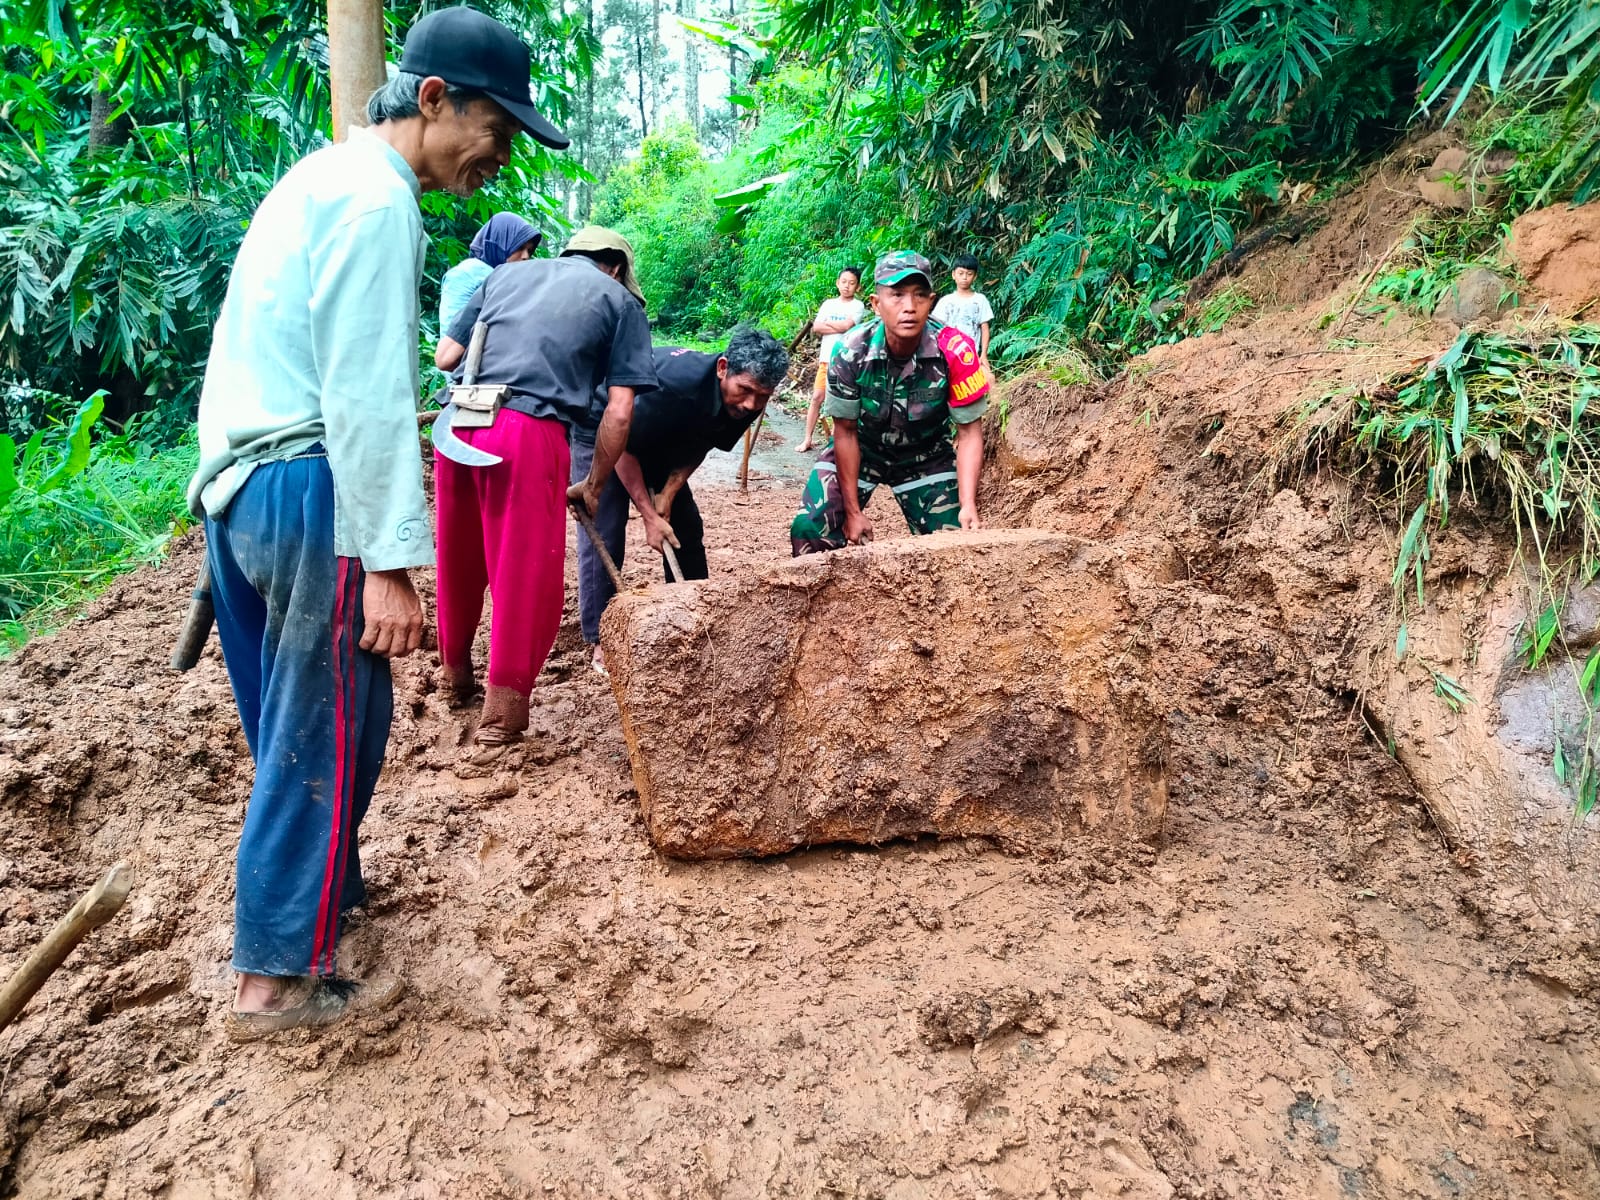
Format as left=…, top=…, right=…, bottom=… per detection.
left=460, top=726, right=523, bottom=770
left=225, top=975, right=404, bottom=1043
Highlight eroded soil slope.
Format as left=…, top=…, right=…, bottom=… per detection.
left=2, top=449, right=1597, bottom=1196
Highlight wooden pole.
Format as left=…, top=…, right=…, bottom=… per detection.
left=571, top=504, right=626, bottom=593
left=0, top=862, right=132, bottom=1033
left=661, top=541, right=684, bottom=583
left=738, top=411, right=764, bottom=491
left=327, top=0, right=389, bottom=143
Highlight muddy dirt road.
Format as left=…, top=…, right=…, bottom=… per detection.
left=2, top=450, right=1596, bottom=1197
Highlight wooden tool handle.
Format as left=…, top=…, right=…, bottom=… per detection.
left=646, top=490, right=686, bottom=582
left=462, top=321, right=488, bottom=386
left=661, top=541, right=684, bottom=584
left=170, top=558, right=214, bottom=672
left=571, top=504, right=626, bottom=594
left=738, top=411, right=765, bottom=492
left=0, top=861, right=133, bottom=1033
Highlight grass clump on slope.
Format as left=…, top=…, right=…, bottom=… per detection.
left=1283, top=323, right=1600, bottom=813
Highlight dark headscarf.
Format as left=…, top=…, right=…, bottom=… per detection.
left=469, top=213, right=540, bottom=268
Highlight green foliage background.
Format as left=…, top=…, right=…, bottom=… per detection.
left=596, top=0, right=1597, bottom=367
left=594, top=70, right=918, bottom=342
left=1, top=0, right=1598, bottom=645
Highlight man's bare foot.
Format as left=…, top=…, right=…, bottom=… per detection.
left=459, top=728, right=522, bottom=770
left=795, top=440, right=813, bottom=452
left=235, top=971, right=286, bottom=1014
left=227, top=972, right=403, bottom=1042
left=591, top=645, right=608, bottom=677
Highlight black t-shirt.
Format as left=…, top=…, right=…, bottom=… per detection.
left=625, top=347, right=760, bottom=476
left=445, top=257, right=657, bottom=430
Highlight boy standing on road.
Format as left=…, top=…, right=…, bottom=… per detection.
left=932, top=254, right=994, bottom=374
left=797, top=266, right=866, bottom=452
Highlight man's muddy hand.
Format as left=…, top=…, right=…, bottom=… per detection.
left=844, top=510, right=874, bottom=545
left=361, top=569, right=424, bottom=659
left=959, top=505, right=982, bottom=532
left=644, top=511, right=680, bottom=553
left=567, top=480, right=600, bottom=519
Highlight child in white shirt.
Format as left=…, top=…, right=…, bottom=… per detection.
left=798, top=266, right=866, bottom=452
left=932, top=254, right=994, bottom=373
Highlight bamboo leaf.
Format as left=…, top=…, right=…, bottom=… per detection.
left=1580, top=646, right=1600, bottom=702
left=1521, top=603, right=1561, bottom=669
left=0, top=434, right=17, bottom=511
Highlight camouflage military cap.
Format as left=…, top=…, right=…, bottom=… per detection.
left=874, top=250, right=934, bottom=288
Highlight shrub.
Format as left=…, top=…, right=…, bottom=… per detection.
left=0, top=393, right=193, bottom=649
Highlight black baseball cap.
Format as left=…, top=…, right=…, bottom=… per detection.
left=399, top=7, right=569, bottom=149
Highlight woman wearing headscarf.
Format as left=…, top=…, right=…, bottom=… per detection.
left=438, top=212, right=540, bottom=330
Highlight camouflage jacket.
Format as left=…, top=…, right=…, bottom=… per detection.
left=823, top=318, right=990, bottom=475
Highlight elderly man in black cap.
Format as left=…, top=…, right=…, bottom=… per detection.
left=188, top=6, right=567, bottom=1039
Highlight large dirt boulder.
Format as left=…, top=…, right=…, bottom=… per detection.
left=1508, top=200, right=1600, bottom=317
left=600, top=530, right=1168, bottom=858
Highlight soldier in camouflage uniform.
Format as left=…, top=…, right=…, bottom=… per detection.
left=790, top=250, right=991, bottom=554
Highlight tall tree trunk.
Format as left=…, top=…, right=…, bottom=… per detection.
left=87, top=88, right=130, bottom=155
left=327, top=0, right=388, bottom=142
left=635, top=27, right=649, bottom=137
left=680, top=0, right=699, bottom=134
left=726, top=0, right=738, bottom=98
left=581, top=0, right=598, bottom=219
left=649, top=0, right=662, bottom=131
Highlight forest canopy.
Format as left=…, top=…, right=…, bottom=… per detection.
left=4, top=0, right=1597, bottom=434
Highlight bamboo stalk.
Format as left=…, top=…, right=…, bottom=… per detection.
left=0, top=862, right=132, bottom=1033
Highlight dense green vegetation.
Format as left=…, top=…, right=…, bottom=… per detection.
left=601, top=1, right=1598, bottom=364
left=0, top=394, right=195, bottom=649
left=2, top=0, right=593, bottom=641
left=2, top=0, right=1598, bottom=645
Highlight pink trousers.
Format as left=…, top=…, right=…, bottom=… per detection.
left=434, top=410, right=570, bottom=697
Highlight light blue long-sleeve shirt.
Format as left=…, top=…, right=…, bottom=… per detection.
left=187, top=128, right=434, bottom=571
left=439, top=257, right=492, bottom=331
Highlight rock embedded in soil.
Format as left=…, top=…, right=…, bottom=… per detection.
left=600, top=529, right=1168, bottom=858
left=1416, top=145, right=1506, bottom=211
left=1434, top=267, right=1514, bottom=326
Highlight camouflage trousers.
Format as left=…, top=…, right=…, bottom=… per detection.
left=790, top=446, right=960, bottom=555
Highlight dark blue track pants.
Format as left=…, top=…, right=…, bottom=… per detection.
left=205, top=452, right=392, bottom=977
left=568, top=438, right=630, bottom=645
